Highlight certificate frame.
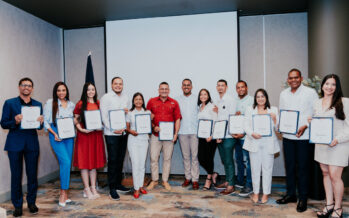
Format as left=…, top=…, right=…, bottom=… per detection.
left=278, top=109, right=299, bottom=135
left=228, top=114, right=245, bottom=135
left=135, top=113, right=152, bottom=134
left=56, top=117, right=76, bottom=139
left=20, top=106, right=41, bottom=129
left=309, top=117, right=334, bottom=145
left=212, top=120, right=227, bottom=140
left=84, top=110, right=103, bottom=131
left=159, top=121, right=174, bottom=141
left=108, top=109, right=127, bottom=131
left=252, top=114, right=272, bottom=137
left=197, top=119, right=213, bottom=139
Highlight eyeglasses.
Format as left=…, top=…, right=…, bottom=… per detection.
left=20, top=84, right=33, bottom=88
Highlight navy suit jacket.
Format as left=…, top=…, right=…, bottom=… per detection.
left=1, top=97, right=43, bottom=151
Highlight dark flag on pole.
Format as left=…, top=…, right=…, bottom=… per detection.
left=85, top=51, right=95, bottom=85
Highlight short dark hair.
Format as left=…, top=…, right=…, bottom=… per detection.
left=182, top=78, right=192, bottom=85
left=217, top=79, right=227, bottom=86
left=197, top=89, right=212, bottom=106
left=159, top=81, right=169, bottom=87
left=18, top=77, right=33, bottom=87
left=111, top=76, right=123, bottom=84
left=288, top=68, right=302, bottom=77
left=253, top=88, right=271, bottom=110
left=237, top=80, right=247, bottom=87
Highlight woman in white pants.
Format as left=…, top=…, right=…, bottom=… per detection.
left=243, top=89, right=280, bottom=203
left=126, top=92, right=150, bottom=199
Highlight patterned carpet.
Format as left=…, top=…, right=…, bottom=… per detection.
left=1, top=173, right=348, bottom=217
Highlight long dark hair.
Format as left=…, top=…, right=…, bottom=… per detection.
left=79, top=82, right=98, bottom=125
left=130, top=92, right=146, bottom=111
left=52, top=82, right=70, bottom=123
left=197, top=89, right=212, bottom=106
left=253, top=88, right=270, bottom=109
left=320, top=74, right=345, bottom=120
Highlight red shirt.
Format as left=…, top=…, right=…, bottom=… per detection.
left=146, top=96, right=182, bottom=136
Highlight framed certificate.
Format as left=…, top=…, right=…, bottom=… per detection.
left=109, top=109, right=126, bottom=130
left=135, top=113, right=152, bottom=134
left=278, top=109, right=299, bottom=135
left=252, top=114, right=272, bottom=137
left=159, top=121, right=174, bottom=141
left=84, top=110, right=103, bottom=130
left=228, top=115, right=245, bottom=135
left=212, top=120, right=227, bottom=139
left=309, top=117, right=333, bottom=145
left=56, top=117, right=76, bottom=139
left=197, top=119, right=213, bottom=138
left=20, top=106, right=41, bottom=129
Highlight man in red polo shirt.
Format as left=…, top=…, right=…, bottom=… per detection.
left=146, top=82, right=181, bottom=191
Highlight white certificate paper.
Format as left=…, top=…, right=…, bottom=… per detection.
left=309, top=117, right=333, bottom=145
left=212, top=120, right=227, bottom=139
left=252, top=114, right=272, bottom=137
left=21, top=106, right=41, bottom=129
left=84, top=110, right=103, bottom=130
left=229, top=115, right=245, bottom=134
left=278, top=110, right=299, bottom=135
left=197, top=119, right=213, bottom=138
left=135, top=114, right=152, bottom=134
left=57, top=117, right=76, bottom=139
left=159, top=122, right=174, bottom=141
left=109, top=110, right=126, bottom=130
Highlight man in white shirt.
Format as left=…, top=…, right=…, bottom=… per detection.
left=276, top=69, right=318, bottom=213
left=214, top=79, right=237, bottom=195
left=232, top=80, right=254, bottom=197
left=100, top=77, right=131, bottom=200
left=176, top=79, right=199, bottom=190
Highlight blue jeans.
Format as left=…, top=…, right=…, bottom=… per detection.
left=234, top=138, right=252, bottom=188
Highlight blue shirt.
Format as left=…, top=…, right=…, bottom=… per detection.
left=176, top=94, right=198, bottom=135
left=236, top=95, right=254, bottom=115
left=43, top=99, right=75, bottom=131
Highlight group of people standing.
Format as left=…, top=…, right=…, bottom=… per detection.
left=1, top=68, right=348, bottom=218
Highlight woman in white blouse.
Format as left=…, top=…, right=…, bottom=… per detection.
left=243, top=89, right=279, bottom=203
left=126, top=92, right=150, bottom=199
left=197, top=89, right=219, bottom=190
left=312, top=74, right=348, bottom=218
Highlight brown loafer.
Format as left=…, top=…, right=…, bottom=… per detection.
left=220, top=188, right=234, bottom=195
left=192, top=182, right=199, bottom=190
left=182, top=179, right=191, bottom=187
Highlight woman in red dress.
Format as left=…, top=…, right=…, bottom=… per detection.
left=73, top=82, right=106, bottom=199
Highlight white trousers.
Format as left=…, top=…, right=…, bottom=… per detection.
left=249, top=140, right=274, bottom=195
left=127, top=136, right=149, bottom=190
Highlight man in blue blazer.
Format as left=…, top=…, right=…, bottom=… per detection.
left=1, top=77, right=44, bottom=217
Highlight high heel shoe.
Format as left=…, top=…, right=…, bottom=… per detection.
left=212, top=172, right=219, bottom=187
left=58, top=194, right=66, bottom=207
left=139, top=187, right=147, bottom=194
left=83, top=187, right=95, bottom=199
left=317, top=203, right=334, bottom=218
left=330, top=208, right=343, bottom=218
left=203, top=178, right=212, bottom=191
left=90, top=186, right=100, bottom=198
left=133, top=190, right=140, bottom=199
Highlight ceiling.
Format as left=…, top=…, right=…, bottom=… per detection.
left=3, top=0, right=309, bottom=29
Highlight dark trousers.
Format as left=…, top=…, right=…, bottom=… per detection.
left=8, top=150, right=39, bottom=208
left=283, top=138, right=311, bottom=200
left=234, top=139, right=252, bottom=188
left=105, top=135, right=128, bottom=190
left=198, top=138, right=217, bottom=174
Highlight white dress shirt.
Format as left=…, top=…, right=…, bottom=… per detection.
left=236, top=95, right=254, bottom=140
left=279, top=84, right=318, bottom=140
left=176, top=94, right=198, bottom=135
left=43, top=99, right=75, bottom=131
left=197, top=102, right=218, bottom=121
left=126, top=108, right=150, bottom=140
left=100, top=91, right=130, bottom=136
left=215, top=93, right=237, bottom=139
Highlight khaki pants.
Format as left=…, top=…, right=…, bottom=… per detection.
left=150, top=135, right=174, bottom=182
left=178, top=134, right=199, bottom=182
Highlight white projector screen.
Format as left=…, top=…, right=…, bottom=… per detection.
left=106, top=11, right=239, bottom=102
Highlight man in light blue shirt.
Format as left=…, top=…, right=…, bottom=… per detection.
left=176, top=78, right=200, bottom=190
left=233, top=80, right=254, bottom=197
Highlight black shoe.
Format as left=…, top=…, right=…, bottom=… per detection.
left=116, top=185, right=131, bottom=193
left=238, top=186, right=253, bottom=197
left=109, top=190, right=120, bottom=201
left=28, top=204, right=39, bottom=214
left=13, top=208, right=22, bottom=217
left=276, top=195, right=297, bottom=204
left=296, top=200, right=307, bottom=213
